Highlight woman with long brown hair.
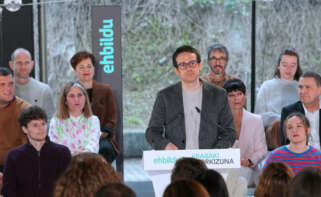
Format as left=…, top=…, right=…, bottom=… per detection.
left=255, top=162, right=294, bottom=197
left=49, top=82, right=101, bottom=154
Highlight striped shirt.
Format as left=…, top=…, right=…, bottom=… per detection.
left=264, top=145, right=321, bottom=174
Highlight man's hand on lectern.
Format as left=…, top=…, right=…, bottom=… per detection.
left=165, top=143, right=178, bottom=150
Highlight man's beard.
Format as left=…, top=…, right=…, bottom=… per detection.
left=210, top=65, right=225, bottom=75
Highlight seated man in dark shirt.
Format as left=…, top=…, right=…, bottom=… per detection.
left=2, top=106, right=71, bottom=197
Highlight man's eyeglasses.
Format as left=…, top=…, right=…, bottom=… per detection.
left=208, top=56, right=227, bottom=63
left=177, top=60, right=199, bottom=70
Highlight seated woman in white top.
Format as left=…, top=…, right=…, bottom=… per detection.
left=255, top=48, right=303, bottom=128
left=49, top=82, right=101, bottom=155
left=223, top=79, right=267, bottom=185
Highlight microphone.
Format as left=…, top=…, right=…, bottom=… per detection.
left=195, top=106, right=201, bottom=113
left=195, top=106, right=236, bottom=144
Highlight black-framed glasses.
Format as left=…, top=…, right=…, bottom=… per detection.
left=208, top=56, right=227, bottom=63
left=177, top=60, right=199, bottom=70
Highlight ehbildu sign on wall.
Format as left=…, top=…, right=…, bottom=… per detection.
left=92, top=6, right=123, bottom=170
left=92, top=6, right=121, bottom=89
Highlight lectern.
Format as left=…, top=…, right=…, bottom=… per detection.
left=143, top=149, right=240, bottom=197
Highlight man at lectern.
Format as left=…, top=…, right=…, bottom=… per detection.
left=145, top=45, right=236, bottom=150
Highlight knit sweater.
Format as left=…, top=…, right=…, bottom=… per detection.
left=0, top=97, right=29, bottom=165
left=264, top=145, right=321, bottom=174
left=255, top=78, right=299, bottom=127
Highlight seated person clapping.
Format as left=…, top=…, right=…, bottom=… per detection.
left=49, top=82, right=101, bottom=155
left=223, top=79, right=267, bottom=184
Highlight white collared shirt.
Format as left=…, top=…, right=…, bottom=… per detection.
left=304, top=102, right=321, bottom=149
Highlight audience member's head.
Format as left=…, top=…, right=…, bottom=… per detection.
left=274, top=48, right=302, bottom=81
left=54, top=152, right=121, bottom=197
left=207, top=43, right=229, bottom=75
left=70, top=51, right=96, bottom=70
left=18, top=105, right=48, bottom=126
left=18, top=106, right=48, bottom=142
left=0, top=66, right=13, bottom=77
left=283, top=112, right=310, bottom=142
left=254, top=162, right=294, bottom=197
left=163, top=179, right=210, bottom=197
left=196, top=169, right=229, bottom=197
left=70, top=51, right=96, bottom=84
left=9, top=48, right=34, bottom=80
left=223, top=79, right=247, bottom=110
left=95, top=183, right=136, bottom=197
left=223, top=78, right=246, bottom=94
left=171, top=157, right=207, bottom=182
left=57, top=81, right=92, bottom=119
left=0, top=67, right=15, bottom=108
left=289, top=167, right=321, bottom=197
left=266, top=120, right=281, bottom=151
left=298, top=71, right=321, bottom=107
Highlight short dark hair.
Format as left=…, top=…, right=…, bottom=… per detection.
left=70, top=51, right=96, bottom=69
left=283, top=112, right=310, bottom=139
left=274, top=48, right=302, bottom=81
left=223, top=79, right=246, bottom=94
left=171, top=157, right=207, bottom=182
left=95, top=183, right=136, bottom=197
left=18, top=106, right=48, bottom=127
left=0, top=67, right=13, bottom=77
left=289, top=167, right=321, bottom=197
left=207, top=43, right=229, bottom=62
left=172, top=45, right=201, bottom=68
left=196, top=170, right=229, bottom=197
left=300, top=71, right=321, bottom=87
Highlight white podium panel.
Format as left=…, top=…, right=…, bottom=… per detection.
left=143, top=149, right=240, bottom=197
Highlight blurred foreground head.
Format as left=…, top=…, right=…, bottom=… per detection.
left=163, top=179, right=210, bottom=197
left=54, top=152, right=121, bottom=197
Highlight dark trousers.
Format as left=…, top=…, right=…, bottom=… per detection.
left=99, top=138, right=117, bottom=163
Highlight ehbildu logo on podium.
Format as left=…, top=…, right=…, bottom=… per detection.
left=143, top=149, right=241, bottom=171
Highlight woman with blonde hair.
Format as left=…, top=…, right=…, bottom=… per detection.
left=54, top=152, right=121, bottom=197
left=49, top=82, right=101, bottom=154
left=254, top=162, right=294, bottom=197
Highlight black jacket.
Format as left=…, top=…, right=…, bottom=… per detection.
left=2, top=137, right=71, bottom=197
left=145, top=80, right=236, bottom=150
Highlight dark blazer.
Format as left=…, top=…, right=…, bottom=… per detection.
left=92, top=80, right=119, bottom=154
left=280, top=101, right=321, bottom=147
left=145, top=80, right=236, bottom=150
